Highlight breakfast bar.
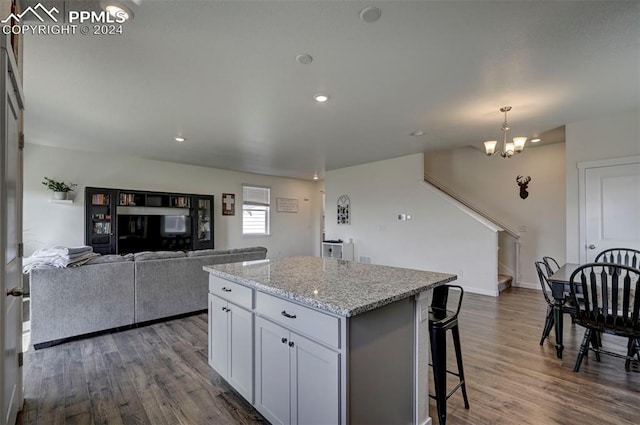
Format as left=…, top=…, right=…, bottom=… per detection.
left=204, top=256, right=456, bottom=425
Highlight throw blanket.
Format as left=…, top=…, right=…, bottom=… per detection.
left=23, top=246, right=100, bottom=273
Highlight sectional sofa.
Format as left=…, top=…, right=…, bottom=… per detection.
left=29, top=246, right=267, bottom=348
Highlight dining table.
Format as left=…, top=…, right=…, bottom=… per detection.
left=548, top=263, right=581, bottom=359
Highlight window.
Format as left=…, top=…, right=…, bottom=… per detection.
left=243, top=185, right=271, bottom=235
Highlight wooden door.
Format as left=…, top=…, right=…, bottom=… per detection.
left=290, top=333, right=340, bottom=425
left=1, top=34, right=24, bottom=425
left=582, top=157, right=640, bottom=262
left=254, top=317, right=290, bottom=425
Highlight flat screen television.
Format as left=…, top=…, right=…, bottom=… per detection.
left=118, top=214, right=192, bottom=254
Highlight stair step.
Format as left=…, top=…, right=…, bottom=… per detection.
left=498, top=274, right=513, bottom=292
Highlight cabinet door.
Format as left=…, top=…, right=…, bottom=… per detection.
left=227, top=302, right=253, bottom=402
left=85, top=187, right=116, bottom=254
left=255, top=317, right=291, bottom=425
left=193, top=195, right=214, bottom=250
left=291, top=334, right=340, bottom=425
left=209, top=295, right=229, bottom=379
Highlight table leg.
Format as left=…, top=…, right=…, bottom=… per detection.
left=553, top=299, right=564, bottom=359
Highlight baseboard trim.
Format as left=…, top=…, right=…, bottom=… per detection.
left=513, top=281, right=539, bottom=290
left=465, top=286, right=499, bottom=297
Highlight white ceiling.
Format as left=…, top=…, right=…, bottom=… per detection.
left=22, top=1, right=640, bottom=180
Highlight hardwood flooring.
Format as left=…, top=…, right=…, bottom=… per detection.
left=18, top=287, right=640, bottom=425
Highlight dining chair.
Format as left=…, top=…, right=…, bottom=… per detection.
left=569, top=263, right=640, bottom=372
left=594, top=248, right=640, bottom=360
left=535, top=262, right=577, bottom=345
left=542, top=256, right=561, bottom=276
left=595, top=248, right=640, bottom=269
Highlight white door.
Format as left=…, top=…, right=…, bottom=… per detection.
left=290, top=333, right=339, bottom=425
left=208, top=294, right=228, bottom=377
left=227, top=302, right=253, bottom=402
left=1, top=34, right=24, bottom=425
left=254, top=317, right=290, bottom=425
left=583, top=157, right=640, bottom=262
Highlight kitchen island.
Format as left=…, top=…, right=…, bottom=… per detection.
left=204, top=256, right=456, bottom=425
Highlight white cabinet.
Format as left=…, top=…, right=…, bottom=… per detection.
left=208, top=294, right=253, bottom=402
left=254, top=317, right=291, bottom=425
left=291, top=332, right=340, bottom=425
left=321, top=242, right=354, bottom=261
left=254, top=316, right=340, bottom=425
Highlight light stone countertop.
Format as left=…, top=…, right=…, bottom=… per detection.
left=204, top=256, right=456, bottom=317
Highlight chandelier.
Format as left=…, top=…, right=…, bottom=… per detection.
left=483, top=106, right=527, bottom=158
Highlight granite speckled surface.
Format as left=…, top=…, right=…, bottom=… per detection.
left=204, top=256, right=456, bottom=317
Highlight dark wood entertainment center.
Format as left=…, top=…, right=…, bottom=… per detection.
left=85, top=187, right=214, bottom=254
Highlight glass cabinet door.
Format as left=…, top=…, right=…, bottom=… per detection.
left=85, top=188, right=116, bottom=254
left=193, top=196, right=214, bottom=250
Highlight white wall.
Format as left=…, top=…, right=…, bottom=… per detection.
left=565, top=107, right=640, bottom=262
left=325, top=154, right=499, bottom=296
left=423, top=143, right=566, bottom=287
left=23, top=144, right=322, bottom=257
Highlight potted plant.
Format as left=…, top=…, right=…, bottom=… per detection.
left=42, top=177, right=78, bottom=200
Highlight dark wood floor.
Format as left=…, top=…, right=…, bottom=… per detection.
left=18, top=287, right=640, bottom=425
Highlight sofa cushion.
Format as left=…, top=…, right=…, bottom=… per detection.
left=85, top=253, right=134, bottom=264
left=230, top=246, right=268, bottom=254
left=134, top=251, right=187, bottom=261
left=187, top=249, right=232, bottom=257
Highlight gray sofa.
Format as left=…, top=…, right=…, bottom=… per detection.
left=29, top=246, right=267, bottom=348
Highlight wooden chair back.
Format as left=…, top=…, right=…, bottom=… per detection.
left=569, top=263, right=640, bottom=337
left=535, top=261, right=554, bottom=307
left=595, top=248, right=640, bottom=269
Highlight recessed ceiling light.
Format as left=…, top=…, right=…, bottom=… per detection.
left=531, top=138, right=541, bottom=143
left=360, top=6, right=382, bottom=23
left=314, top=94, right=329, bottom=103
left=100, top=1, right=134, bottom=21
left=296, top=54, right=313, bottom=65
left=313, top=174, right=319, bottom=180
left=174, top=136, right=185, bottom=143
left=410, top=131, right=425, bottom=136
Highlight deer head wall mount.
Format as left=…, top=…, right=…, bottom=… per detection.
left=516, top=175, right=531, bottom=199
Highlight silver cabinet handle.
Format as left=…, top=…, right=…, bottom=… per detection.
left=6, top=287, right=24, bottom=297
left=221, top=287, right=232, bottom=292
left=589, top=244, right=596, bottom=250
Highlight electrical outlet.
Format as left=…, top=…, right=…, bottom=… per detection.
left=518, top=226, right=527, bottom=233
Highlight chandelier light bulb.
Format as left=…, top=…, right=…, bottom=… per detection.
left=484, top=140, right=497, bottom=156
left=505, top=142, right=515, bottom=155
left=513, top=137, right=527, bottom=153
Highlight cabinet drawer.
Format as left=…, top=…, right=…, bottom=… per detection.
left=256, top=291, right=340, bottom=349
left=209, top=276, right=253, bottom=310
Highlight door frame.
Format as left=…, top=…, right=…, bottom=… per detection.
left=1, top=32, right=25, bottom=425
left=578, top=155, right=640, bottom=263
